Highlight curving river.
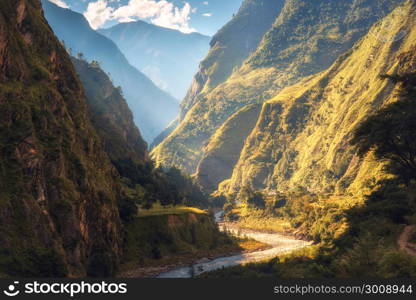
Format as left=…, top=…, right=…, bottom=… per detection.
left=157, top=211, right=312, bottom=278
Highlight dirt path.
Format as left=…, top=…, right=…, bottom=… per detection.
left=398, top=225, right=416, bottom=256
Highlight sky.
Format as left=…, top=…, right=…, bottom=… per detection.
left=49, top=0, right=244, bottom=36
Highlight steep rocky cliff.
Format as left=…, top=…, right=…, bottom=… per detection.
left=222, top=1, right=416, bottom=199
left=152, top=0, right=402, bottom=176
left=0, top=0, right=123, bottom=277
left=72, top=58, right=149, bottom=174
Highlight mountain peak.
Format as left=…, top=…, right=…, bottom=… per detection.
left=99, top=18, right=210, bottom=100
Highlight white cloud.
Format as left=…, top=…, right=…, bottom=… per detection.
left=202, top=13, right=212, bottom=17
left=148, top=2, right=195, bottom=33
left=49, top=0, right=69, bottom=8
left=84, top=0, right=196, bottom=33
left=118, top=16, right=136, bottom=23
left=84, top=0, right=114, bottom=29
left=203, top=1, right=208, bottom=5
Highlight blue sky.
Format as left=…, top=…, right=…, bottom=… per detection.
left=49, top=0, right=243, bottom=36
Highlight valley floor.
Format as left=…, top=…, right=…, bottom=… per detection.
left=155, top=220, right=312, bottom=278
left=118, top=240, right=267, bottom=278
left=117, top=208, right=268, bottom=278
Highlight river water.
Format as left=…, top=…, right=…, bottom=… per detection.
left=157, top=212, right=312, bottom=278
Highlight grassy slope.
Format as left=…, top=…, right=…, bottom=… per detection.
left=223, top=1, right=416, bottom=199
left=120, top=211, right=267, bottom=277
left=203, top=1, right=416, bottom=279
left=152, top=0, right=402, bottom=176
left=152, top=0, right=284, bottom=171
left=137, top=203, right=206, bottom=217
left=179, top=0, right=285, bottom=119
left=195, top=104, right=262, bottom=193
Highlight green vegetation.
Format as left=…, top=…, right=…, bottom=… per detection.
left=137, top=203, right=207, bottom=217
left=117, top=164, right=210, bottom=223
left=71, top=57, right=245, bottom=277
left=42, top=0, right=179, bottom=142
left=72, top=58, right=211, bottom=225
left=0, top=0, right=123, bottom=277
left=239, top=186, right=266, bottom=209
left=221, top=1, right=416, bottom=200
left=352, top=73, right=416, bottom=184
left=152, top=0, right=402, bottom=179
left=204, top=69, right=416, bottom=279
left=0, top=1, right=216, bottom=278
left=209, top=181, right=416, bottom=278
left=121, top=213, right=239, bottom=271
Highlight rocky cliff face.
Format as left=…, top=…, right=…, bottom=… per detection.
left=72, top=58, right=149, bottom=171
left=222, top=1, right=416, bottom=199
left=0, top=0, right=123, bottom=277
left=152, top=0, right=402, bottom=176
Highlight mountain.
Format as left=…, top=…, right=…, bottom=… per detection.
left=151, top=0, right=404, bottom=192
left=149, top=0, right=283, bottom=150
left=152, top=0, right=285, bottom=171
left=41, top=0, right=178, bottom=142
left=196, top=104, right=262, bottom=192
left=222, top=0, right=416, bottom=199
left=203, top=1, right=416, bottom=279
left=72, top=58, right=149, bottom=169
left=0, top=0, right=123, bottom=276
left=180, top=0, right=286, bottom=119
left=99, top=21, right=210, bottom=100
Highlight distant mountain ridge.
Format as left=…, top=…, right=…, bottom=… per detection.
left=41, top=0, right=178, bottom=142
left=99, top=21, right=210, bottom=100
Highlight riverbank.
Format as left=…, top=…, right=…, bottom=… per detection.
left=117, top=209, right=268, bottom=278
left=118, top=238, right=269, bottom=278
left=118, top=208, right=311, bottom=278
left=157, top=223, right=312, bottom=278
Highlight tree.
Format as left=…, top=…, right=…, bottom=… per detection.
left=91, top=60, right=101, bottom=68
left=116, top=86, right=124, bottom=96
left=77, top=52, right=85, bottom=61
left=351, top=73, right=416, bottom=184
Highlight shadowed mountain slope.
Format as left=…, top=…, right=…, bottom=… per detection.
left=41, top=0, right=178, bottom=142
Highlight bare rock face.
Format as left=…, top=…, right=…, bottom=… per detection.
left=0, top=0, right=122, bottom=277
